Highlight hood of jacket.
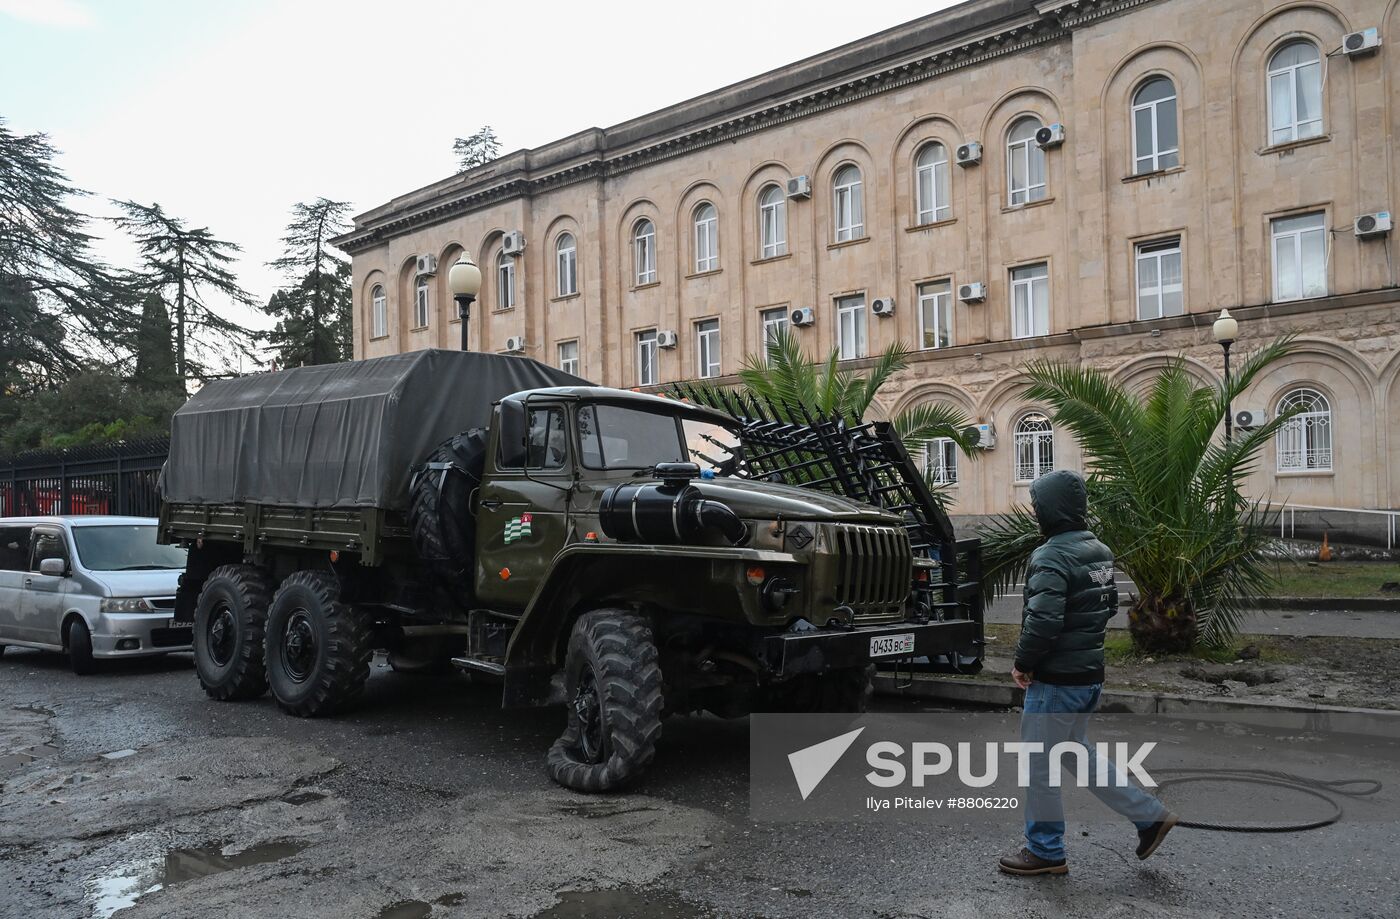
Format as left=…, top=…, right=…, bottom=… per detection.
left=1029, top=469, right=1088, bottom=536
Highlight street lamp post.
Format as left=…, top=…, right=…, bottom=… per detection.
left=447, top=253, right=483, bottom=351
left=1212, top=309, right=1239, bottom=443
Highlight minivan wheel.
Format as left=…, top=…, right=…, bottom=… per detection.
left=193, top=564, right=274, bottom=700
left=547, top=610, right=663, bottom=793
left=264, top=571, right=372, bottom=717
left=68, top=619, right=97, bottom=675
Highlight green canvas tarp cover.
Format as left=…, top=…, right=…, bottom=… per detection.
left=162, top=349, right=587, bottom=510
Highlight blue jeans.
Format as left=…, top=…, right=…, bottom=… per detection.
left=1021, top=681, right=1167, bottom=861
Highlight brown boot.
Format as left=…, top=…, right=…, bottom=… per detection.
left=998, top=847, right=1068, bottom=876
left=1136, top=812, right=1179, bottom=860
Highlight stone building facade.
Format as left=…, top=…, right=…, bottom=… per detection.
left=333, top=0, right=1400, bottom=517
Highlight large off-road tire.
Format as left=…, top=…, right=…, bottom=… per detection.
left=265, top=570, right=372, bottom=717
left=409, top=429, right=487, bottom=609
left=193, top=564, right=274, bottom=700
left=67, top=618, right=97, bottom=675
left=760, top=666, right=873, bottom=714
left=547, top=610, right=664, bottom=793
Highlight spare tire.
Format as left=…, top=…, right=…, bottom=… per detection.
left=410, top=428, right=488, bottom=607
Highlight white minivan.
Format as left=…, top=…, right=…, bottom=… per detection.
left=0, top=516, right=190, bottom=674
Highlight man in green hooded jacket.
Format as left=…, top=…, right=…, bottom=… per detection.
left=998, top=469, right=1178, bottom=876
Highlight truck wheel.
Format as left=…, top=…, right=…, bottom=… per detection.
left=547, top=610, right=664, bottom=793
left=265, top=571, right=372, bottom=717
left=763, top=666, right=873, bottom=713
left=68, top=618, right=98, bottom=675
left=193, top=564, right=274, bottom=700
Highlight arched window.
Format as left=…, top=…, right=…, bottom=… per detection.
left=1006, top=117, right=1046, bottom=206
left=496, top=250, right=515, bottom=310
left=693, top=203, right=718, bottom=273
left=555, top=233, right=577, bottom=297
left=1268, top=41, right=1322, bottom=146
left=633, top=218, right=656, bottom=285
left=915, top=142, right=950, bottom=224
left=414, top=276, right=430, bottom=328
left=758, top=184, right=786, bottom=258
left=1132, top=77, right=1178, bottom=174
left=1276, top=388, right=1332, bottom=471
left=1014, top=413, right=1054, bottom=482
left=370, top=284, right=387, bottom=339
left=832, top=164, right=864, bottom=242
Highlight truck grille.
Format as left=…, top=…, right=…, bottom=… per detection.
left=832, top=524, right=912, bottom=619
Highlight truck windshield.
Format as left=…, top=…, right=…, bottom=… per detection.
left=577, top=404, right=687, bottom=470
left=72, top=525, right=187, bottom=571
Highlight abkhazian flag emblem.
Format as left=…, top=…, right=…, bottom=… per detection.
left=504, top=513, right=534, bottom=545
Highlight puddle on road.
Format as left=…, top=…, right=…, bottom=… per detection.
left=87, top=839, right=309, bottom=918
left=531, top=887, right=709, bottom=918
left=0, top=742, right=59, bottom=771
left=375, top=900, right=432, bottom=919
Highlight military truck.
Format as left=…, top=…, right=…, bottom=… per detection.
left=160, top=349, right=983, bottom=792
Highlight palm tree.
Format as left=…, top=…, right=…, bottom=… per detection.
left=679, top=328, right=977, bottom=500
left=980, top=337, right=1298, bottom=653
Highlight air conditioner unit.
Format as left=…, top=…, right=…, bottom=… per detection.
left=656, top=329, right=679, bottom=349
left=958, top=282, right=987, bottom=303
left=1234, top=408, right=1267, bottom=430
left=871, top=297, right=895, bottom=317
left=503, top=336, right=525, bottom=354
left=963, top=423, right=996, bottom=450
left=415, top=254, right=438, bottom=277
left=787, top=175, right=812, bottom=199
left=1354, top=211, right=1392, bottom=238
left=955, top=142, right=982, bottom=167
left=1342, top=27, right=1381, bottom=56
left=1035, top=123, right=1066, bottom=149
left=502, top=231, right=526, bottom=255
left=790, top=307, right=816, bottom=327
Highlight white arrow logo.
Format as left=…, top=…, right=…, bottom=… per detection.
left=787, top=727, right=865, bottom=800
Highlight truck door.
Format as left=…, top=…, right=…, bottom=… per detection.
left=474, top=403, right=573, bottom=611
left=20, top=526, right=71, bottom=645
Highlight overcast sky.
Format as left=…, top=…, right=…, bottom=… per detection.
left=3, top=0, right=958, bottom=360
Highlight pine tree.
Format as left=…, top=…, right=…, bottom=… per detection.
left=133, top=291, right=179, bottom=392
left=453, top=126, right=501, bottom=172
left=264, top=198, right=352, bottom=366
left=0, top=119, right=124, bottom=382
left=110, top=200, right=258, bottom=382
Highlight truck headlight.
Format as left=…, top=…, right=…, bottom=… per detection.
left=100, top=598, right=153, bottom=613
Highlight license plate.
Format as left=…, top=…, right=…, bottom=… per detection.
left=870, top=633, right=916, bottom=657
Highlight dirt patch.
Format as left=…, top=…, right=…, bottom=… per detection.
left=981, top=624, right=1400, bottom=710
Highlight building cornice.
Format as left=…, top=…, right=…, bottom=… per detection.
left=332, top=0, right=1166, bottom=254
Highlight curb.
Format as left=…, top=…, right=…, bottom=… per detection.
left=873, top=673, right=1400, bottom=738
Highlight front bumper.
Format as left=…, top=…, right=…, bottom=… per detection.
left=761, top=619, right=978, bottom=677
left=92, top=612, right=193, bottom=657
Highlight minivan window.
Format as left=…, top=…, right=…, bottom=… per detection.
left=0, top=525, right=34, bottom=571
left=30, top=530, right=68, bottom=571
left=71, top=525, right=187, bottom=571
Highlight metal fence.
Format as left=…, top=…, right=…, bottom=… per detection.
left=0, top=437, right=169, bottom=519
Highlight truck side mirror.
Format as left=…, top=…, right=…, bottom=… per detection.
left=39, top=557, right=67, bottom=577
left=499, top=400, right=528, bottom=467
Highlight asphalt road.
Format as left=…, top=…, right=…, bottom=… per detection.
left=1, top=648, right=1395, bottom=918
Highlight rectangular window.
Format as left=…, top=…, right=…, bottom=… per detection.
left=695, top=211, right=718, bottom=273
left=557, top=240, right=577, bottom=297
left=371, top=290, right=387, bottom=338
left=1135, top=238, right=1183, bottom=319
left=923, top=437, right=958, bottom=485
left=557, top=340, right=579, bottom=376
left=414, top=281, right=429, bottom=328
left=836, top=295, right=867, bottom=360
left=917, top=280, right=952, bottom=350
left=1010, top=263, right=1050, bottom=339
left=635, top=226, right=656, bottom=285
left=500, top=407, right=567, bottom=469
left=760, top=307, right=789, bottom=359
left=1271, top=212, right=1327, bottom=302
left=0, top=525, right=35, bottom=571
left=760, top=192, right=787, bottom=258
left=696, top=319, right=721, bottom=379
left=635, top=329, right=658, bottom=386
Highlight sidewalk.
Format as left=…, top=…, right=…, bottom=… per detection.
left=985, top=593, right=1400, bottom=639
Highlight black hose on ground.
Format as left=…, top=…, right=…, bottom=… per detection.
left=1152, top=768, right=1382, bottom=832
